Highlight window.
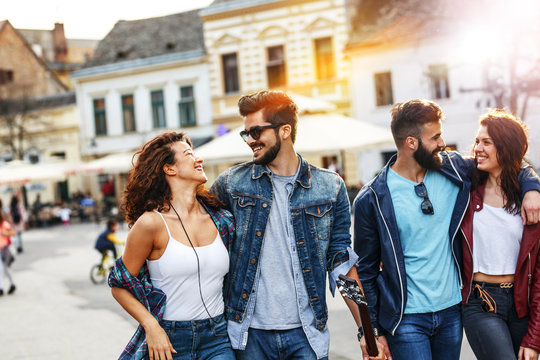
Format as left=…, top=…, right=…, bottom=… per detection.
left=121, top=94, right=136, bottom=133
left=151, top=90, right=166, bottom=128
left=0, top=69, right=14, bottom=85
left=429, top=64, right=450, bottom=99
left=374, top=72, right=393, bottom=106
left=93, top=98, right=107, bottom=135
left=314, top=37, right=335, bottom=80
left=222, top=53, right=239, bottom=94
left=179, top=85, right=196, bottom=127
left=266, top=45, right=286, bottom=88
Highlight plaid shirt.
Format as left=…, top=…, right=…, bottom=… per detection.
left=108, top=202, right=235, bottom=359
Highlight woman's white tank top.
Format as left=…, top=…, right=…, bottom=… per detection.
left=473, top=203, right=523, bottom=275
left=146, top=211, right=229, bottom=321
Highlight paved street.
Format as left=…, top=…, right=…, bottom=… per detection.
left=0, top=222, right=475, bottom=359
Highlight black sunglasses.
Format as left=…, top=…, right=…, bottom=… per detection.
left=414, top=182, right=434, bottom=215
left=239, top=124, right=282, bottom=142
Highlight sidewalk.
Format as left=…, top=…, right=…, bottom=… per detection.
left=0, top=223, right=475, bottom=359
left=0, top=223, right=134, bottom=359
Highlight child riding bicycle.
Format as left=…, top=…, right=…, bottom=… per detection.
left=94, top=218, right=124, bottom=268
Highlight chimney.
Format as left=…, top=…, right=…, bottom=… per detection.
left=53, top=23, right=67, bottom=63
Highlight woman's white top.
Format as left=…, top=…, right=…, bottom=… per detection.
left=472, top=203, right=523, bottom=275
left=146, top=211, right=229, bottom=321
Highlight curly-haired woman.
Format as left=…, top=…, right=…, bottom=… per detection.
left=109, top=132, right=235, bottom=360
left=460, top=110, right=540, bottom=360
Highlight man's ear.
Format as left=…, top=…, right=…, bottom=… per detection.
left=405, top=136, right=418, bottom=151
left=280, top=124, right=292, bottom=140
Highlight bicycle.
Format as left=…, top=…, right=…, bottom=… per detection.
left=90, top=248, right=120, bottom=284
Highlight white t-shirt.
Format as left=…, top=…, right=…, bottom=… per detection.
left=473, top=203, right=523, bottom=275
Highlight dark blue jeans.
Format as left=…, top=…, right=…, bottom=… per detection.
left=462, top=281, right=529, bottom=360
left=235, top=327, right=324, bottom=360
left=161, top=314, right=235, bottom=360
left=385, top=304, right=462, bottom=360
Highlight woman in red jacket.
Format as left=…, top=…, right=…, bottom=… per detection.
left=460, top=109, right=540, bottom=360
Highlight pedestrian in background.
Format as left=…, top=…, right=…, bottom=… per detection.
left=109, top=132, right=235, bottom=360
left=0, top=208, right=16, bottom=296
left=94, top=218, right=123, bottom=265
left=9, top=192, right=26, bottom=254
left=57, top=203, right=72, bottom=227
left=460, top=110, right=540, bottom=360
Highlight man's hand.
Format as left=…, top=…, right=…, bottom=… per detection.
left=359, top=335, right=392, bottom=360
left=522, top=191, right=540, bottom=225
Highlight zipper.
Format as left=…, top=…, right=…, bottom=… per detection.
left=461, top=228, right=474, bottom=304
left=528, top=252, right=532, bottom=306
left=369, top=186, right=404, bottom=336
left=446, top=153, right=467, bottom=290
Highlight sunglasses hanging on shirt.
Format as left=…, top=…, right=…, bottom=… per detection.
left=414, top=182, right=434, bottom=215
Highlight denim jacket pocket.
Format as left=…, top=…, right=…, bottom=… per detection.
left=305, top=202, right=332, bottom=241
left=231, top=194, right=257, bottom=233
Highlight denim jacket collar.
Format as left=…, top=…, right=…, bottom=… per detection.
left=250, top=154, right=311, bottom=189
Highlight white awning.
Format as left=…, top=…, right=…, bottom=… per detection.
left=195, top=114, right=395, bottom=164
left=78, top=152, right=136, bottom=174
left=288, top=93, right=337, bottom=113
left=0, top=161, right=78, bottom=186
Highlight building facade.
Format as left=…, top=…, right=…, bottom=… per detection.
left=71, top=11, right=214, bottom=202
left=200, top=0, right=351, bottom=128
left=346, top=1, right=540, bottom=183
left=0, top=20, right=82, bottom=205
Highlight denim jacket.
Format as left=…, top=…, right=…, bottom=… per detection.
left=353, top=151, right=540, bottom=336
left=211, top=155, right=354, bottom=330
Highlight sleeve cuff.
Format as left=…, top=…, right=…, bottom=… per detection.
left=328, top=247, right=359, bottom=296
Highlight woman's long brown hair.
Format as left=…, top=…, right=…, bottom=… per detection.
left=121, top=131, right=221, bottom=227
left=472, top=109, right=529, bottom=214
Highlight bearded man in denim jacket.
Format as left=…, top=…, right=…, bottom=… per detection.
left=353, top=99, right=540, bottom=360
left=211, top=90, right=378, bottom=360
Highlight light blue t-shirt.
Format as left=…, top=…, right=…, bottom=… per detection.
left=387, top=169, right=462, bottom=313
left=251, top=171, right=302, bottom=329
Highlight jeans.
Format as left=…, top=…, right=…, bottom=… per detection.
left=161, top=314, right=234, bottom=360
left=385, top=304, right=462, bottom=360
left=462, top=281, right=529, bottom=360
left=235, top=327, right=324, bottom=360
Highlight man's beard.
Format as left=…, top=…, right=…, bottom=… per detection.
left=414, top=139, right=443, bottom=170
left=254, top=136, right=281, bottom=165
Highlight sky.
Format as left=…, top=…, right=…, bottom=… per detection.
left=4, top=0, right=214, bottom=39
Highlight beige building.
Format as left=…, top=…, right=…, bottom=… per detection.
left=200, top=0, right=351, bottom=127
left=199, top=0, right=362, bottom=185
left=0, top=20, right=82, bottom=206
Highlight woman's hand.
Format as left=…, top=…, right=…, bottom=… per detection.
left=145, top=321, right=176, bottom=360
left=518, top=346, right=539, bottom=360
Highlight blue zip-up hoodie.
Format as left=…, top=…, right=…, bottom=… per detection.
left=353, top=151, right=540, bottom=336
